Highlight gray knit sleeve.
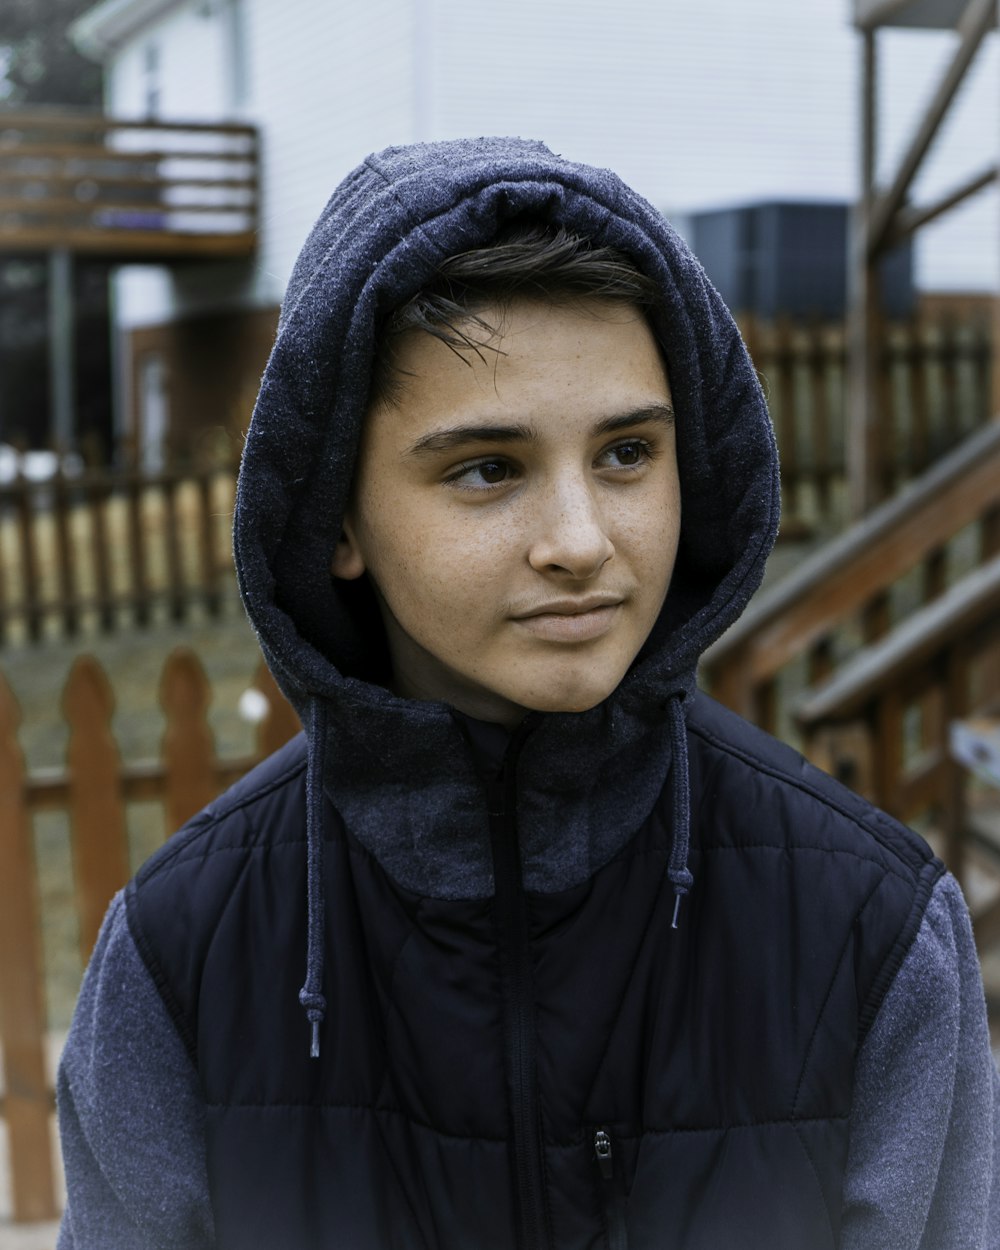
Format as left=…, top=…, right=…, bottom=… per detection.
left=842, top=871, right=1000, bottom=1249
left=57, top=890, right=215, bottom=1250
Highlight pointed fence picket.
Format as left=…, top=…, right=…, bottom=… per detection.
left=0, top=648, right=300, bottom=1224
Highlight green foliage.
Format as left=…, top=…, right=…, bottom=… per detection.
left=0, top=0, right=102, bottom=108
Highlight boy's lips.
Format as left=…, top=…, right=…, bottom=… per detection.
left=510, top=595, right=625, bottom=642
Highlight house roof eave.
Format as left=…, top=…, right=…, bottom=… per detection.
left=69, top=0, right=187, bottom=61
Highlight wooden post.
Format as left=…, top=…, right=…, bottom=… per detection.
left=63, top=656, right=130, bottom=960
left=0, top=672, right=58, bottom=1221
left=160, top=648, right=216, bottom=832
left=126, top=467, right=149, bottom=627
left=16, top=475, right=43, bottom=642
left=942, top=645, right=969, bottom=882
left=873, top=688, right=905, bottom=815
left=0, top=495, right=9, bottom=647
left=162, top=477, right=185, bottom=622
left=908, top=319, right=931, bottom=473
left=848, top=27, right=883, bottom=519
left=809, top=326, right=833, bottom=518
left=775, top=320, right=799, bottom=527
left=52, top=464, right=79, bottom=636
left=48, top=247, right=75, bottom=453
left=89, top=472, right=115, bottom=632
left=197, top=469, right=221, bottom=616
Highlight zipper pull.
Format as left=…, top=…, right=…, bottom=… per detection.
left=594, top=1127, right=614, bottom=1181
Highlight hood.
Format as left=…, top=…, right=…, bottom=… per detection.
left=234, top=137, right=779, bottom=717
left=233, top=137, right=779, bottom=1057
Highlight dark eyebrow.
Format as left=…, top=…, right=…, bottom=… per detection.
left=592, top=403, right=675, bottom=437
left=406, top=423, right=537, bottom=456
left=405, top=403, right=675, bottom=457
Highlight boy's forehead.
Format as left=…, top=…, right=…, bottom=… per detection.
left=370, top=293, right=668, bottom=403
left=358, top=296, right=672, bottom=459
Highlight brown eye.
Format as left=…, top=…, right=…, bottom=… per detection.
left=477, top=461, right=509, bottom=483
left=614, top=442, right=643, bottom=466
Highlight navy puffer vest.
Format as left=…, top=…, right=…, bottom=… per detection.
left=126, top=695, right=941, bottom=1250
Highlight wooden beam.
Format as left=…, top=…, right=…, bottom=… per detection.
left=854, top=0, right=916, bottom=31
left=48, top=247, right=75, bottom=451
left=703, top=420, right=1000, bottom=676
left=885, top=165, right=998, bottom=245
left=867, top=0, right=996, bottom=259
left=0, top=227, right=257, bottom=259
left=847, top=26, right=882, bottom=516
left=3, top=109, right=257, bottom=138
left=794, top=554, right=1000, bottom=725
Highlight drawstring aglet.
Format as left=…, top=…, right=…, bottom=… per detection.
left=310, top=1020, right=321, bottom=1059
left=671, top=892, right=683, bottom=930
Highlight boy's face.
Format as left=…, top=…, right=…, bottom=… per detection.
left=333, top=297, right=680, bottom=728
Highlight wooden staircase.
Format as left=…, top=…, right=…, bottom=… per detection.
left=701, top=418, right=1000, bottom=943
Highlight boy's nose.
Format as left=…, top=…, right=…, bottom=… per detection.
left=527, top=482, right=615, bottom=579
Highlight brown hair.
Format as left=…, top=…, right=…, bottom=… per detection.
left=370, top=222, right=659, bottom=406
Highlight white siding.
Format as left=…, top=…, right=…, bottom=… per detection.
left=427, top=0, right=998, bottom=292
left=94, top=0, right=1000, bottom=330
left=242, top=0, right=417, bottom=306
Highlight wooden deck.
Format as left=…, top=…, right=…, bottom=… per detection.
left=0, top=110, right=258, bottom=261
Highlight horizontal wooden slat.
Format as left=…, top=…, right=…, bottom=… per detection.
left=0, top=171, right=257, bottom=191
left=795, top=553, right=1000, bottom=725
left=704, top=419, right=1000, bottom=681
left=2, top=142, right=254, bottom=163
left=0, top=110, right=256, bottom=137
left=0, top=226, right=256, bottom=256
left=0, top=196, right=252, bottom=216
left=0, top=109, right=258, bottom=256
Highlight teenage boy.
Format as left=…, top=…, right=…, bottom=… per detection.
left=57, top=137, right=1000, bottom=1249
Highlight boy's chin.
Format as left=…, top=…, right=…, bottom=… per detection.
left=517, top=681, right=621, bottom=718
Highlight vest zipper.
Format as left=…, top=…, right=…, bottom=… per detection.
left=594, top=1128, right=628, bottom=1250
left=488, top=720, right=551, bottom=1250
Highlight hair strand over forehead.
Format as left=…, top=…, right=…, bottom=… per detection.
left=370, top=222, right=660, bottom=406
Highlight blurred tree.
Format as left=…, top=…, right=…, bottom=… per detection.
left=0, top=0, right=101, bottom=108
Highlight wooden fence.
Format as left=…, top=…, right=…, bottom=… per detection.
left=0, top=648, right=300, bottom=1223
left=744, top=314, right=993, bottom=536
left=0, top=458, right=239, bottom=643
left=0, top=312, right=991, bottom=644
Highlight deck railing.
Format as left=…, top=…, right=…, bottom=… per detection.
left=700, top=419, right=1000, bottom=735
left=0, top=110, right=258, bottom=258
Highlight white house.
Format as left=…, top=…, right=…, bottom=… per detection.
left=70, top=0, right=999, bottom=457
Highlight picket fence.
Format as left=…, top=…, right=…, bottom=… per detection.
left=0, top=648, right=301, bottom=1224
left=0, top=458, right=239, bottom=644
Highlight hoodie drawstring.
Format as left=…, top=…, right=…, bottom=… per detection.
left=299, top=697, right=328, bottom=1058
left=296, top=693, right=693, bottom=1054
left=666, top=694, right=694, bottom=930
